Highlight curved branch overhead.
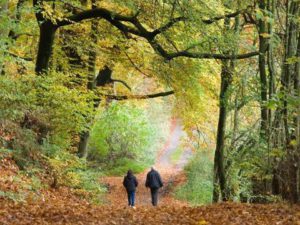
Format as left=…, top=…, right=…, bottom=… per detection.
left=55, top=6, right=258, bottom=61
left=101, top=90, right=175, bottom=100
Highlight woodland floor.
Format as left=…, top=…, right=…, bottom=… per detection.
left=0, top=120, right=300, bottom=224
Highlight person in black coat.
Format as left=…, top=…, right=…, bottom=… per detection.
left=123, top=170, right=138, bottom=207
left=145, top=167, right=163, bottom=206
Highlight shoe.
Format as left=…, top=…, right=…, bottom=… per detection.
left=132, top=206, right=136, bottom=209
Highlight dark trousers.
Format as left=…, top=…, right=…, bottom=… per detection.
left=127, top=191, right=135, bottom=206
left=150, top=188, right=159, bottom=206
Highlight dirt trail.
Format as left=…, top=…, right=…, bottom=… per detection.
left=1, top=121, right=299, bottom=224
left=101, top=119, right=193, bottom=207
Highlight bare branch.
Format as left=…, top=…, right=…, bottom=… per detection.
left=111, top=79, right=132, bottom=91
left=53, top=6, right=258, bottom=61
left=124, top=51, right=151, bottom=77
left=57, top=8, right=136, bottom=26
left=165, top=50, right=259, bottom=60
left=101, top=90, right=175, bottom=100
left=7, top=52, right=33, bottom=61
left=202, top=10, right=245, bottom=24
left=150, top=17, right=186, bottom=37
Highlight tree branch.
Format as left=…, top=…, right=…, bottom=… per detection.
left=124, top=51, right=151, bottom=77
left=101, top=90, right=174, bottom=100
left=165, top=50, right=259, bottom=60
left=33, top=0, right=44, bottom=24
left=144, top=35, right=259, bottom=60
left=202, top=10, right=246, bottom=24
left=7, top=52, right=33, bottom=61
left=111, top=79, right=132, bottom=90
left=57, top=8, right=136, bottom=26
left=55, top=6, right=258, bottom=61
left=150, top=17, right=186, bottom=37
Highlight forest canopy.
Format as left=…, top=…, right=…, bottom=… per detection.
left=0, top=0, right=299, bottom=206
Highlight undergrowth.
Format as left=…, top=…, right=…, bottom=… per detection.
left=175, top=150, right=213, bottom=205
left=170, top=147, right=184, bottom=164
left=0, top=148, right=105, bottom=204
left=102, top=158, right=150, bottom=176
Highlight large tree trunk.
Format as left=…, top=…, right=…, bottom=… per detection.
left=212, top=8, right=243, bottom=201
left=258, top=0, right=269, bottom=136
left=291, top=31, right=300, bottom=203
left=77, top=0, right=98, bottom=158
left=213, top=59, right=232, bottom=202
left=35, top=21, right=57, bottom=73
left=267, top=0, right=275, bottom=179
left=273, top=1, right=300, bottom=202
left=283, top=2, right=299, bottom=202
left=296, top=34, right=300, bottom=202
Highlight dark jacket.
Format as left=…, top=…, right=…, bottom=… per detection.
left=123, top=172, right=138, bottom=192
left=145, top=169, right=163, bottom=189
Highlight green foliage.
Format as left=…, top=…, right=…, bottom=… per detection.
left=170, top=147, right=184, bottom=164
left=0, top=153, right=43, bottom=202
left=103, top=158, right=146, bottom=176
left=175, top=150, right=213, bottom=205
left=0, top=148, right=12, bottom=159
left=224, top=127, right=284, bottom=202
left=0, top=190, right=26, bottom=202
left=88, top=101, right=167, bottom=174
left=0, top=72, right=93, bottom=147
left=0, top=71, right=103, bottom=202
left=4, top=0, right=295, bottom=206
left=47, top=151, right=105, bottom=202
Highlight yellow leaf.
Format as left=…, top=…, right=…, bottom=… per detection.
left=198, top=219, right=208, bottom=225
left=260, top=33, right=271, bottom=38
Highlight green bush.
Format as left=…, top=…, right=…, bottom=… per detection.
left=175, top=150, right=213, bottom=205
left=103, top=158, right=148, bottom=176
left=0, top=190, right=26, bottom=202
left=88, top=101, right=165, bottom=174
left=170, top=147, right=184, bottom=164
left=47, top=151, right=105, bottom=202
left=0, top=72, right=103, bottom=201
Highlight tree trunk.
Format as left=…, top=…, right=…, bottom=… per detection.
left=77, top=0, right=98, bottom=158
left=35, top=21, right=57, bottom=73
left=273, top=1, right=300, bottom=202
left=0, top=1, right=9, bottom=36
left=258, top=0, right=269, bottom=136
left=291, top=31, right=300, bottom=202
left=213, top=59, right=232, bottom=202
left=0, top=0, right=9, bottom=75
left=296, top=38, right=300, bottom=203
left=267, top=0, right=275, bottom=131
left=78, top=131, right=90, bottom=158
left=231, top=95, right=239, bottom=146
left=8, top=0, right=26, bottom=39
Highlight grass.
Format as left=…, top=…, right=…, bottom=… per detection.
left=170, top=147, right=184, bottom=164
left=174, top=150, right=213, bottom=205
left=103, top=158, right=152, bottom=176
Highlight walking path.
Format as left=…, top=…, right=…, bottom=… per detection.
left=1, top=120, right=299, bottom=224
left=101, top=118, right=193, bottom=206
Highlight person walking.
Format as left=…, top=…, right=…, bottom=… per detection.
left=123, top=170, right=138, bottom=208
left=145, top=167, right=163, bottom=206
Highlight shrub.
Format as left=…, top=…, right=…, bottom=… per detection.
left=47, top=151, right=105, bottom=202
left=175, top=150, right=213, bottom=205
left=88, top=101, right=163, bottom=174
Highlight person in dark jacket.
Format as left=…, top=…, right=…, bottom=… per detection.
left=145, top=167, right=163, bottom=206
left=123, top=170, right=138, bottom=207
